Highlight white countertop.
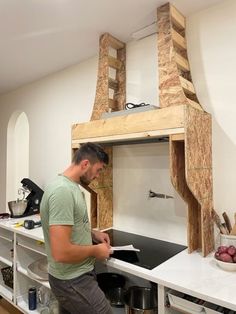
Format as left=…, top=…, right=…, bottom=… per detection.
left=1, top=217, right=235, bottom=310
left=0, top=215, right=43, bottom=241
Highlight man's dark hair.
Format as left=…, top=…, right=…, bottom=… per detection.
left=73, top=142, right=109, bottom=165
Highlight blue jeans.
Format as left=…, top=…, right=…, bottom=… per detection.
left=49, top=270, right=113, bottom=314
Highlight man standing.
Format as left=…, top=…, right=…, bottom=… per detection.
left=40, top=142, right=113, bottom=314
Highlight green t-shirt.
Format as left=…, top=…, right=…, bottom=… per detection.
left=40, top=175, right=95, bottom=280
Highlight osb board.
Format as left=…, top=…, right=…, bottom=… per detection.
left=114, top=45, right=126, bottom=111
left=157, top=3, right=189, bottom=108
left=170, top=139, right=201, bottom=252
left=185, top=105, right=214, bottom=256
left=88, top=146, right=113, bottom=229
left=72, top=105, right=185, bottom=141
left=91, top=33, right=109, bottom=121
left=96, top=187, right=113, bottom=229
left=91, top=33, right=126, bottom=120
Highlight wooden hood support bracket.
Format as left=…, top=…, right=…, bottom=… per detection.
left=157, top=3, right=214, bottom=256
left=81, top=33, right=126, bottom=230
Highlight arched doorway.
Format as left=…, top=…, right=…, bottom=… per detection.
left=6, top=111, right=29, bottom=209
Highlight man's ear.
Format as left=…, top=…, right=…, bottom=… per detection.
left=81, top=159, right=90, bottom=170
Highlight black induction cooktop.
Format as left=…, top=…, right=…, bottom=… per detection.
left=105, top=229, right=186, bottom=270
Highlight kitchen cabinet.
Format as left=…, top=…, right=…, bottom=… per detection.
left=0, top=217, right=235, bottom=314
left=0, top=217, right=50, bottom=313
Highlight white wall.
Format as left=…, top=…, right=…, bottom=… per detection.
left=0, top=0, right=235, bottom=244
left=187, top=0, right=236, bottom=224
left=113, top=143, right=187, bottom=244
left=0, top=57, right=97, bottom=210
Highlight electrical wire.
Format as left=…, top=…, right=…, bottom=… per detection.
left=125, top=102, right=150, bottom=110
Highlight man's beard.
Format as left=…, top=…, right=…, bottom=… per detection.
left=80, top=173, right=92, bottom=186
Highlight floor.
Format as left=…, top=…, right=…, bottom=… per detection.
left=0, top=298, right=23, bottom=314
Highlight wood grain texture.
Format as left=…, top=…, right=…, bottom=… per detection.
left=170, top=138, right=201, bottom=252
left=185, top=106, right=214, bottom=256
left=157, top=3, right=203, bottom=111
left=91, top=33, right=126, bottom=120
left=157, top=3, right=189, bottom=108
left=72, top=105, right=185, bottom=140
left=89, top=33, right=125, bottom=229
left=89, top=146, right=113, bottom=229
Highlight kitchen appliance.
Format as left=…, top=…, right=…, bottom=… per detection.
left=8, top=199, right=27, bottom=217
left=105, top=229, right=186, bottom=270
left=8, top=178, right=44, bottom=218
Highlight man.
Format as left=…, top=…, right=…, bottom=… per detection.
left=40, top=142, right=113, bottom=314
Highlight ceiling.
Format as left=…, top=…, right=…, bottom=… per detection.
left=0, top=0, right=224, bottom=95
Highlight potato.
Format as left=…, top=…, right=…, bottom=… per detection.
left=219, top=253, right=233, bottom=263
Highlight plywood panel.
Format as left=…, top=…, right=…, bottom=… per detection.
left=157, top=3, right=189, bottom=108
left=91, top=33, right=109, bottom=121
left=185, top=106, right=214, bottom=256
left=88, top=33, right=126, bottom=229
left=170, top=138, right=201, bottom=252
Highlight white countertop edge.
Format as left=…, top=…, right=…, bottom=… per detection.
left=1, top=218, right=236, bottom=310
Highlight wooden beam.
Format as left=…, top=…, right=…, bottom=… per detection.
left=108, top=77, right=118, bottom=90
left=108, top=56, right=122, bottom=70
left=170, top=133, right=184, bottom=141
left=170, top=5, right=185, bottom=30
left=175, top=53, right=190, bottom=72
left=72, top=106, right=185, bottom=141
left=107, top=34, right=125, bottom=50
left=72, top=128, right=184, bottom=145
left=172, top=28, right=186, bottom=50
left=186, top=98, right=203, bottom=111
left=109, top=98, right=117, bottom=110
left=179, top=76, right=195, bottom=95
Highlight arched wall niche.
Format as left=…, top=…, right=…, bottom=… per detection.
left=6, top=111, right=29, bottom=210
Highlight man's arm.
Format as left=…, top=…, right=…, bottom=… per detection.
left=50, top=225, right=111, bottom=263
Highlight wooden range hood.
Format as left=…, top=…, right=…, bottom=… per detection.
left=72, top=3, right=214, bottom=257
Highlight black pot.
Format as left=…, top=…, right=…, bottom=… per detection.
left=97, top=272, right=126, bottom=293
left=97, top=272, right=126, bottom=307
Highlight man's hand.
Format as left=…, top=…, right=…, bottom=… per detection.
left=94, top=243, right=111, bottom=260
left=92, top=230, right=110, bottom=246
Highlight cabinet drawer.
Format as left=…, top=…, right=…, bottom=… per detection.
left=168, top=290, right=205, bottom=314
